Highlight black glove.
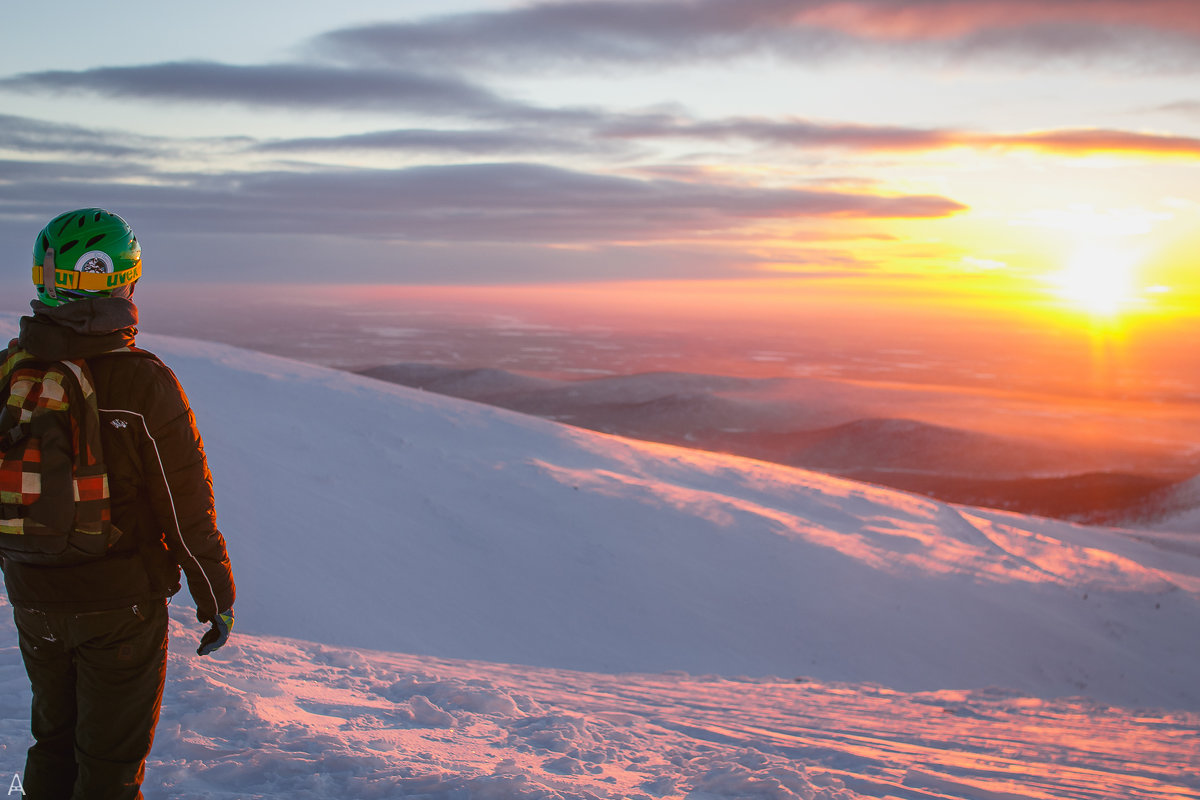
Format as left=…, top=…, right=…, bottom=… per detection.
left=198, top=608, right=235, bottom=656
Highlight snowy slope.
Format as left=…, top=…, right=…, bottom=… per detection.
left=2, top=316, right=1199, bottom=711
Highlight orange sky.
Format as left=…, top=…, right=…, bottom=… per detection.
left=2, top=0, right=1198, bottom=374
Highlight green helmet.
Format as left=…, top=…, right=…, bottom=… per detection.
left=33, top=208, right=142, bottom=307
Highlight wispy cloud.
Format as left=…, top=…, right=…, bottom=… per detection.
left=976, top=128, right=1200, bottom=157
left=0, top=158, right=130, bottom=182
left=314, top=0, right=1200, bottom=71
left=0, top=114, right=255, bottom=169
left=1153, top=99, right=1200, bottom=117
left=253, top=115, right=956, bottom=159
left=252, top=114, right=1200, bottom=161
left=254, top=128, right=618, bottom=158
left=0, top=62, right=580, bottom=123
left=602, top=116, right=961, bottom=151
left=784, top=0, right=1200, bottom=40
left=608, top=116, right=1200, bottom=158
left=0, top=114, right=159, bottom=158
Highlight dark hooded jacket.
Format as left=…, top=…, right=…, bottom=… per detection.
left=1, top=298, right=235, bottom=622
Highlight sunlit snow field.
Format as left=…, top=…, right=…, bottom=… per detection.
left=4, top=608, right=1196, bottom=800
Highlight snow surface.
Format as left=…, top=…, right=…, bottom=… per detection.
left=2, top=316, right=1199, bottom=798
left=3, top=604, right=1196, bottom=800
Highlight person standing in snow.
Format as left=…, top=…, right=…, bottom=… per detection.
left=0, top=209, right=236, bottom=799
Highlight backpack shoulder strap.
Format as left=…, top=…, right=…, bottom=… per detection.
left=1, top=347, right=45, bottom=448
left=2, top=342, right=35, bottom=383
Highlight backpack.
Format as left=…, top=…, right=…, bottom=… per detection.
left=0, top=341, right=122, bottom=565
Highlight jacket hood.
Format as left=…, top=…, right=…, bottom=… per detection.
left=18, top=297, right=138, bottom=360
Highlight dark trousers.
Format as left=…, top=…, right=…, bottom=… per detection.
left=14, top=601, right=169, bottom=800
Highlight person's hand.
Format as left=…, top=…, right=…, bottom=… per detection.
left=197, top=609, right=235, bottom=656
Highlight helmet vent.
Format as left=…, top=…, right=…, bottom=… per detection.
left=85, top=234, right=106, bottom=248
left=78, top=216, right=86, bottom=228
left=56, top=216, right=76, bottom=236
left=40, top=234, right=49, bottom=251
left=93, top=211, right=103, bottom=222
left=59, top=239, right=79, bottom=254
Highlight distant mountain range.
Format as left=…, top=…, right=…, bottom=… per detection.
left=359, top=362, right=1195, bottom=525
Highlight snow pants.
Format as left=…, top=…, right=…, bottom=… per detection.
left=14, top=600, right=169, bottom=800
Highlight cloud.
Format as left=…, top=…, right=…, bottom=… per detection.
left=249, top=111, right=1200, bottom=162
left=0, top=160, right=964, bottom=247
left=254, top=127, right=618, bottom=157
left=313, top=0, right=1200, bottom=71
left=0, top=62, right=571, bottom=122
left=784, top=0, right=1200, bottom=40
left=605, top=115, right=1200, bottom=158
left=0, top=114, right=160, bottom=158
left=603, top=115, right=962, bottom=151
left=0, top=159, right=960, bottom=283
left=1153, top=99, right=1200, bottom=117
left=0, top=158, right=129, bottom=182
left=0, top=114, right=257, bottom=170
left=977, top=128, right=1200, bottom=157
left=243, top=113, right=959, bottom=159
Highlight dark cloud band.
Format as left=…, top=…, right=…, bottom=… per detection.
left=314, top=0, right=1200, bottom=71
left=256, top=115, right=1200, bottom=160
left=0, top=62, right=541, bottom=120
left=254, top=127, right=613, bottom=157
left=0, top=160, right=965, bottom=246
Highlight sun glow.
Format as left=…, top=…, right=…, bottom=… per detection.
left=1026, top=206, right=1169, bottom=319
left=1052, top=244, right=1141, bottom=317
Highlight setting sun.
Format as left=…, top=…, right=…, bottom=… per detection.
left=1053, top=244, right=1141, bottom=317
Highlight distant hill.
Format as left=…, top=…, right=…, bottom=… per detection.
left=703, top=416, right=1063, bottom=475
left=358, top=364, right=802, bottom=437
left=844, top=470, right=1180, bottom=524
left=361, top=363, right=562, bottom=398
